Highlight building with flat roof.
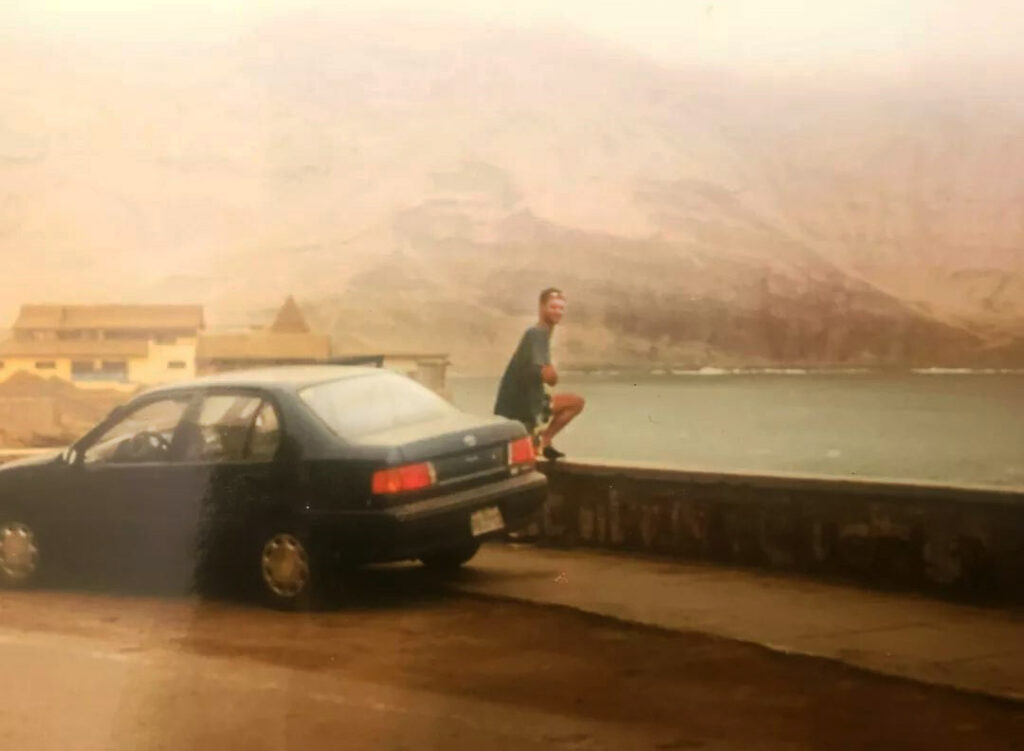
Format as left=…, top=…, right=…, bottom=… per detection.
left=0, top=304, right=204, bottom=390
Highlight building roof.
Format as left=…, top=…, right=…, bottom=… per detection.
left=13, top=304, right=205, bottom=331
left=0, top=339, right=149, bottom=358
left=196, top=332, right=331, bottom=362
left=269, top=296, right=312, bottom=334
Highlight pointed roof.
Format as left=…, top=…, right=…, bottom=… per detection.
left=269, top=296, right=310, bottom=334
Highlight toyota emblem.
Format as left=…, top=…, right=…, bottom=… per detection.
left=463, top=434, right=477, bottom=448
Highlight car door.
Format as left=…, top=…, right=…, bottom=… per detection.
left=65, top=392, right=213, bottom=587
left=178, top=390, right=292, bottom=588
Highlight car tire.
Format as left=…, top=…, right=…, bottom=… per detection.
left=419, top=542, right=480, bottom=571
left=256, top=528, right=318, bottom=610
left=0, top=520, right=41, bottom=588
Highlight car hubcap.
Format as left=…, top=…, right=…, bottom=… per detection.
left=261, top=534, right=309, bottom=598
left=0, top=523, right=39, bottom=581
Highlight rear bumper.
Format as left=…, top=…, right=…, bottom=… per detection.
left=310, top=470, right=547, bottom=563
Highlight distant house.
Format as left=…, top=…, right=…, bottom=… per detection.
left=199, top=297, right=451, bottom=395
left=0, top=304, right=204, bottom=390
left=196, top=297, right=331, bottom=373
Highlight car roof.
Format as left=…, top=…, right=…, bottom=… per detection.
left=141, top=365, right=383, bottom=397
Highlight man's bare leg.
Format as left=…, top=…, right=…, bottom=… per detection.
left=540, top=392, right=585, bottom=451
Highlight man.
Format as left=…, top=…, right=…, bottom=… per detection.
left=494, top=288, right=585, bottom=460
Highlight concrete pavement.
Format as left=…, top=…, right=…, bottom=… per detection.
left=3, top=576, right=1022, bottom=751
left=452, top=544, right=1024, bottom=701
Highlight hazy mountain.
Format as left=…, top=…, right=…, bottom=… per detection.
left=1, top=16, right=1021, bottom=372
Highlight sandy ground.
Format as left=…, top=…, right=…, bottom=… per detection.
left=0, top=567, right=1021, bottom=751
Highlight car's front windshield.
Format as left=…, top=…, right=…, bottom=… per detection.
left=299, top=371, right=457, bottom=441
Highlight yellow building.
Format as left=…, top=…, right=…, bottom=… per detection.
left=0, top=304, right=204, bottom=390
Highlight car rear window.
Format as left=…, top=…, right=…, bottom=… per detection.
left=299, top=371, right=456, bottom=440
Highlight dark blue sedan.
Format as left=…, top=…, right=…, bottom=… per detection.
left=0, top=366, right=546, bottom=608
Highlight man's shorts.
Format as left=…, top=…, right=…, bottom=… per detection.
left=540, top=393, right=553, bottom=423
left=506, top=395, right=552, bottom=437
left=525, top=394, right=553, bottom=439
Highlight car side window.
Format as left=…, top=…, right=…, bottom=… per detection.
left=83, top=397, right=190, bottom=465
left=180, top=394, right=280, bottom=463
left=179, top=394, right=261, bottom=463
left=246, top=401, right=281, bottom=462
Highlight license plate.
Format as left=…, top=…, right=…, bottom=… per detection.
left=470, top=506, right=505, bottom=537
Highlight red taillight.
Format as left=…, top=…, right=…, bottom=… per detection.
left=507, top=436, right=535, bottom=465
left=371, top=462, right=436, bottom=494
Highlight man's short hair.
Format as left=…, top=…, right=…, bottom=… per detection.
left=539, top=288, right=564, bottom=305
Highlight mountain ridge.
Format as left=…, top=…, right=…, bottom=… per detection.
left=1, top=17, right=1021, bottom=372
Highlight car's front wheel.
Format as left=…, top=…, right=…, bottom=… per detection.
left=0, top=520, right=40, bottom=587
left=419, top=542, right=480, bottom=572
left=257, top=529, right=317, bottom=610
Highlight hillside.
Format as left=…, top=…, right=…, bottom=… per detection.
left=1, top=16, right=1021, bottom=372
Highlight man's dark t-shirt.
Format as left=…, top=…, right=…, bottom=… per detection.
left=494, top=325, right=551, bottom=433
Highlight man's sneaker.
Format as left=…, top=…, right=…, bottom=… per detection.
left=542, top=445, right=565, bottom=461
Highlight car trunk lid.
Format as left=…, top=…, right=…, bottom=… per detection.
left=357, top=412, right=526, bottom=487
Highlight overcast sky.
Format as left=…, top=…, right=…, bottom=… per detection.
left=6, top=0, right=1024, bottom=76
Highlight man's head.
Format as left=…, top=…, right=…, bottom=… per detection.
left=538, top=287, right=566, bottom=326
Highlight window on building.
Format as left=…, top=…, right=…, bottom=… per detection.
left=71, top=360, right=128, bottom=382
left=0, top=361, right=5, bottom=369
left=104, top=330, right=146, bottom=341
left=156, top=335, right=178, bottom=345
left=99, top=361, right=129, bottom=382
left=35, top=361, right=56, bottom=370
left=71, top=361, right=96, bottom=380
left=168, top=361, right=187, bottom=369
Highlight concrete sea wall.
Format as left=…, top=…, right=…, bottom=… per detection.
left=535, top=460, right=1024, bottom=597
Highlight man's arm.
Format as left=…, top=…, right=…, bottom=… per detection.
left=529, top=328, right=557, bottom=385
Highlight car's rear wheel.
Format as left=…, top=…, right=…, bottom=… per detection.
left=258, top=530, right=316, bottom=610
left=419, top=542, right=480, bottom=571
left=0, top=521, right=40, bottom=587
